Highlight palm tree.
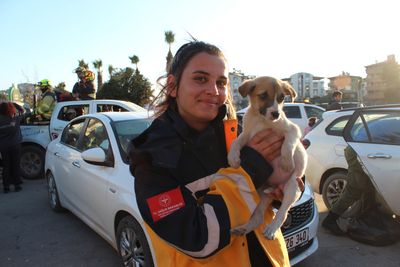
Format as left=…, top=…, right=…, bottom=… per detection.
left=92, top=59, right=103, bottom=89
left=78, top=59, right=89, bottom=69
left=108, top=64, right=114, bottom=78
left=129, top=55, right=140, bottom=70
left=164, top=31, right=175, bottom=71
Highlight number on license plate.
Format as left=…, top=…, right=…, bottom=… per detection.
left=285, top=228, right=309, bottom=251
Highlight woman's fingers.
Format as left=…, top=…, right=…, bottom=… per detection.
left=248, top=129, right=284, bottom=161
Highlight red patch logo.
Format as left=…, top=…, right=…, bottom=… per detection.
left=147, top=187, right=185, bottom=222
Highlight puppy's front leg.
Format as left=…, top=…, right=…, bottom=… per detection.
left=280, top=132, right=299, bottom=172
left=228, top=132, right=250, bottom=168
left=231, top=191, right=273, bottom=236
left=263, top=176, right=301, bottom=239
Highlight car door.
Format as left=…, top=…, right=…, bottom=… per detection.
left=343, top=108, right=400, bottom=215
left=74, top=117, right=117, bottom=230
left=50, top=103, right=90, bottom=140
left=56, top=118, right=87, bottom=207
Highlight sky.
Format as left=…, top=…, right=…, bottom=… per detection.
left=1, top=0, right=399, bottom=92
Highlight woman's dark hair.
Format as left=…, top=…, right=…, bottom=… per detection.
left=152, top=41, right=236, bottom=119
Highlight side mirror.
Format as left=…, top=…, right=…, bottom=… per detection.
left=81, top=147, right=113, bottom=167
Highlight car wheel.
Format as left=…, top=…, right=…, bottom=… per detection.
left=322, top=171, right=348, bottom=209
left=116, top=216, right=154, bottom=267
left=20, top=145, right=45, bottom=180
left=47, top=172, right=64, bottom=212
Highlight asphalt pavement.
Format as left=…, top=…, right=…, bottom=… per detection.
left=1, top=178, right=400, bottom=267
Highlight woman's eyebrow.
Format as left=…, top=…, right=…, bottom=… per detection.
left=192, top=70, right=209, bottom=75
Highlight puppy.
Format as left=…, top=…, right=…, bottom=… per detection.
left=228, top=76, right=307, bottom=240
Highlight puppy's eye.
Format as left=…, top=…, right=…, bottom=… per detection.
left=277, top=94, right=285, bottom=103
left=258, top=92, right=268, bottom=100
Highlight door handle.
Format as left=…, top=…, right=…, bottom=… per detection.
left=54, top=152, right=60, bottom=157
left=72, top=161, right=81, bottom=168
left=367, top=153, right=392, bottom=159
left=109, top=188, right=116, bottom=193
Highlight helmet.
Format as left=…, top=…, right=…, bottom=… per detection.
left=36, top=79, right=52, bottom=89
left=84, top=70, right=95, bottom=81
left=73, top=66, right=86, bottom=74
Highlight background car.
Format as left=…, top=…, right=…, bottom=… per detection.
left=237, top=102, right=325, bottom=134
left=45, top=112, right=318, bottom=266
left=304, top=104, right=400, bottom=217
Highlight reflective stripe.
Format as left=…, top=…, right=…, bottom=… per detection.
left=170, top=203, right=220, bottom=257
left=186, top=171, right=257, bottom=219
left=223, top=171, right=257, bottom=213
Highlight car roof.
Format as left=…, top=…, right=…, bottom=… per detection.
left=74, top=111, right=152, bottom=122
left=322, top=104, right=400, bottom=119
left=55, top=99, right=146, bottom=111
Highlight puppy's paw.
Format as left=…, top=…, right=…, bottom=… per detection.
left=228, top=150, right=241, bottom=168
left=263, top=224, right=279, bottom=240
left=231, top=225, right=250, bottom=236
left=280, top=155, right=295, bottom=172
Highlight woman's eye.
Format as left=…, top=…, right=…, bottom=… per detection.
left=194, top=76, right=207, bottom=83
left=217, top=80, right=227, bottom=88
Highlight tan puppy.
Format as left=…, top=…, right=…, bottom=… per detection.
left=229, top=76, right=307, bottom=240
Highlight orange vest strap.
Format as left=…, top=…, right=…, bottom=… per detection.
left=223, top=119, right=238, bottom=153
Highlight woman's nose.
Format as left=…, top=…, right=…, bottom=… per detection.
left=205, top=83, right=219, bottom=96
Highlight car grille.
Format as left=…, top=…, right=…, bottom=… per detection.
left=281, top=198, right=314, bottom=235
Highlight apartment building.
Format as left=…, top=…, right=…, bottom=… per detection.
left=364, top=55, right=399, bottom=104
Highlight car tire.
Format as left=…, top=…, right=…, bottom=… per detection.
left=116, top=216, right=154, bottom=267
left=20, top=145, right=45, bottom=180
left=322, top=171, right=348, bottom=209
left=47, top=172, right=64, bottom=212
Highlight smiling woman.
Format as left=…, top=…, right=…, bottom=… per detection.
left=129, top=41, right=295, bottom=267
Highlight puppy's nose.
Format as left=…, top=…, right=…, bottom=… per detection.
left=271, top=111, right=280, bottom=119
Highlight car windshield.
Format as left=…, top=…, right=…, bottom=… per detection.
left=114, top=118, right=152, bottom=161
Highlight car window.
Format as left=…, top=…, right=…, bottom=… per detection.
left=350, top=111, right=400, bottom=145
left=114, top=118, right=152, bottom=162
left=81, top=119, right=111, bottom=155
left=57, top=104, right=89, bottom=121
left=305, top=106, right=324, bottom=120
left=96, top=104, right=129, bottom=112
left=60, top=119, right=86, bottom=148
left=325, top=115, right=351, bottom=136
left=283, top=106, right=301, bottom=119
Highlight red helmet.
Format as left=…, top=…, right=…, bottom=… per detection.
left=84, top=70, right=95, bottom=81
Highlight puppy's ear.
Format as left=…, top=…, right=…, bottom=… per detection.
left=238, top=79, right=256, bottom=97
left=281, top=81, right=297, bottom=102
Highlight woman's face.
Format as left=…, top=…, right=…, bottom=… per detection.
left=170, top=52, right=228, bottom=131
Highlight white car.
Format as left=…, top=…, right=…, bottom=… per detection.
left=45, top=112, right=318, bottom=266
left=237, top=102, right=325, bottom=134
left=304, top=104, right=400, bottom=217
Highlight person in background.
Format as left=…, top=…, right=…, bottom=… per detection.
left=303, top=116, right=318, bottom=137
left=322, top=146, right=376, bottom=235
left=36, top=79, right=57, bottom=120
left=326, top=91, right=343, bottom=111
left=72, top=67, right=96, bottom=100
left=128, top=41, right=302, bottom=267
left=0, top=102, right=23, bottom=193
left=54, top=82, right=74, bottom=102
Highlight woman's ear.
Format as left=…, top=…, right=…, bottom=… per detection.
left=167, top=74, right=177, bottom=97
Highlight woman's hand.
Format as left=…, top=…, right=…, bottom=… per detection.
left=247, top=129, right=284, bottom=162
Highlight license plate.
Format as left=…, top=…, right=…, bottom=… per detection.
left=285, top=228, right=309, bottom=251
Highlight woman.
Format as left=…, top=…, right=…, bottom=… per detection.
left=0, top=102, right=23, bottom=193
left=129, top=41, right=292, bottom=266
